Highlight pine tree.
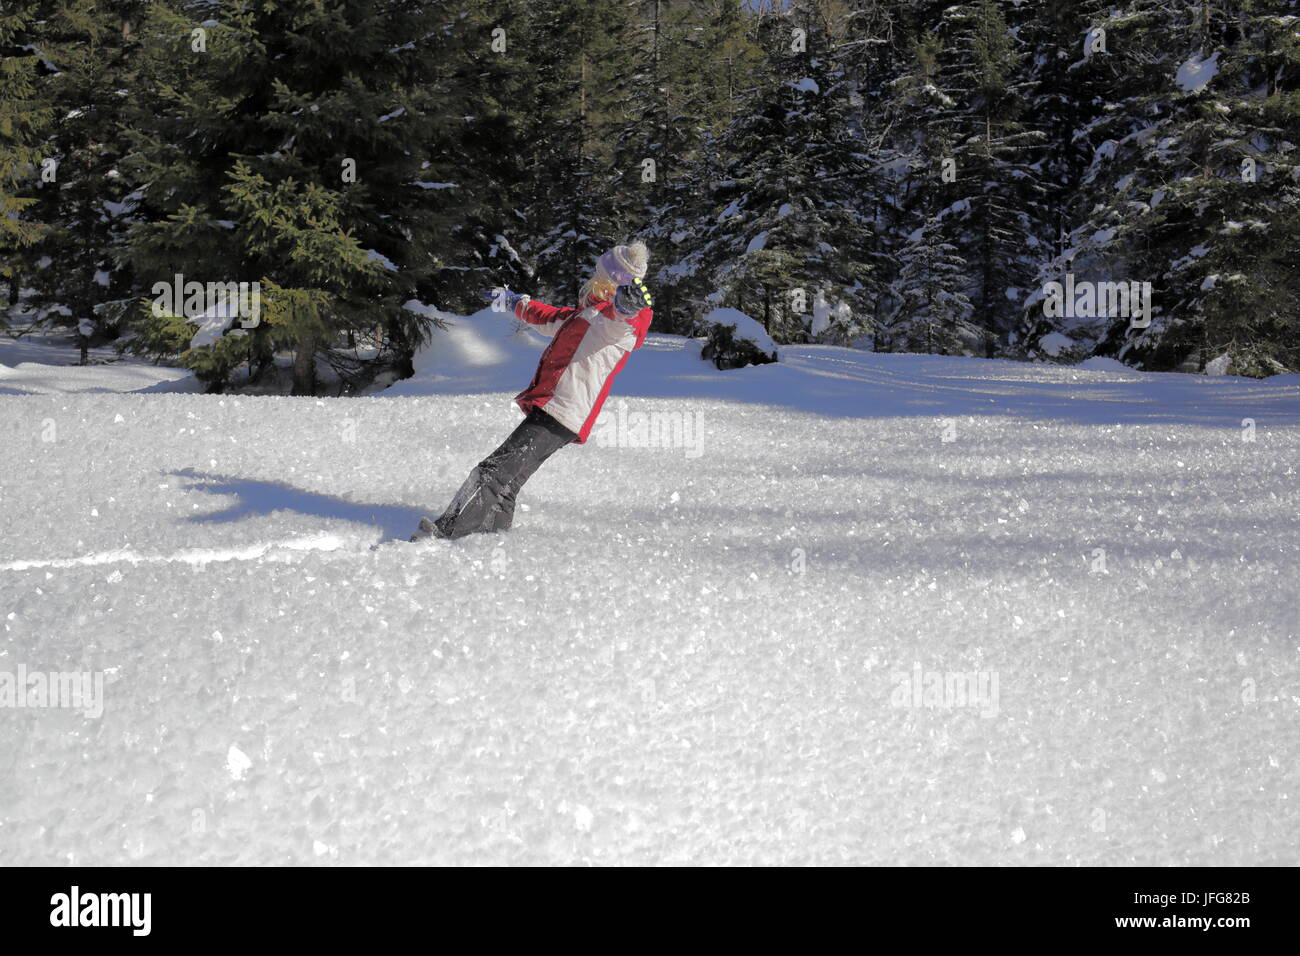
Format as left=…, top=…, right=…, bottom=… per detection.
left=928, top=0, right=1047, bottom=348
left=690, top=3, right=879, bottom=341
left=884, top=217, right=976, bottom=354
left=642, top=0, right=761, bottom=333
left=0, top=1, right=51, bottom=317
left=1052, top=0, right=1300, bottom=374
left=119, top=0, right=473, bottom=392
left=20, top=1, right=145, bottom=348
left=515, top=0, right=630, bottom=301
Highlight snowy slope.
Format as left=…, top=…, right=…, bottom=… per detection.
left=1, top=311, right=1297, bottom=865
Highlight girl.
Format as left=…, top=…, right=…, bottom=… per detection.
left=412, top=242, right=654, bottom=541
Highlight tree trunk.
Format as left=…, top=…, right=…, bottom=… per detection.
left=291, top=331, right=319, bottom=395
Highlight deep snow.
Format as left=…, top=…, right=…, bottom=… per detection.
left=1, top=310, right=1297, bottom=864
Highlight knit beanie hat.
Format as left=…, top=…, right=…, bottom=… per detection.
left=596, top=242, right=650, bottom=287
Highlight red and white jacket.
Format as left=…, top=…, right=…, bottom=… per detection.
left=512, top=297, right=652, bottom=443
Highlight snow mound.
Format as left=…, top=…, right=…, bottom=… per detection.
left=1076, top=356, right=1128, bottom=372
left=700, top=307, right=778, bottom=357
left=379, top=305, right=552, bottom=397
left=1038, top=332, right=1075, bottom=358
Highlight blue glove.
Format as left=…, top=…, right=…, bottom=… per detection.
left=481, top=287, right=523, bottom=313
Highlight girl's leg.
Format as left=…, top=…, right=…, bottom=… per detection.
left=434, top=409, right=574, bottom=539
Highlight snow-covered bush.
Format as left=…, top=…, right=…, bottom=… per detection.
left=696, top=307, right=778, bottom=370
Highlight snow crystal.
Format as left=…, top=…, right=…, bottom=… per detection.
left=226, top=746, right=252, bottom=781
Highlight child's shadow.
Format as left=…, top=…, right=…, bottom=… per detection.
left=171, top=468, right=427, bottom=543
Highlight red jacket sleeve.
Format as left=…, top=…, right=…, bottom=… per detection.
left=515, top=298, right=576, bottom=327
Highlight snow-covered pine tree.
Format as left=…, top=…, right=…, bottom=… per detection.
left=884, top=217, right=976, bottom=354
left=446, top=1, right=541, bottom=304
left=0, top=1, right=51, bottom=317
left=690, top=1, right=878, bottom=342
left=1013, top=0, right=1182, bottom=362
left=120, top=0, right=471, bottom=392
left=20, top=0, right=145, bottom=348
left=515, top=0, right=629, bottom=301
left=927, top=0, right=1047, bottom=351
left=642, top=0, right=761, bottom=333
left=1036, top=0, right=1300, bottom=375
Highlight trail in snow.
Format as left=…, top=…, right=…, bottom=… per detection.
left=0, top=533, right=351, bottom=572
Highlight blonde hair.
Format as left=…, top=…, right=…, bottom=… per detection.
left=579, top=275, right=617, bottom=306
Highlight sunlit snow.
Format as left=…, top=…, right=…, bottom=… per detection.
left=1, top=309, right=1297, bottom=864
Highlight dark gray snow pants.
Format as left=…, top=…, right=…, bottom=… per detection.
left=435, top=407, right=576, bottom=538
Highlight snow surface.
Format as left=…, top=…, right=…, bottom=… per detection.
left=0, top=332, right=199, bottom=396
left=1, top=311, right=1298, bottom=864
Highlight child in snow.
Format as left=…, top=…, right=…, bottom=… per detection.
left=411, top=242, right=654, bottom=541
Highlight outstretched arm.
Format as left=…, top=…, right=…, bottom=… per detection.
left=514, top=298, right=575, bottom=339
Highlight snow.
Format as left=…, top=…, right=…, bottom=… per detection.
left=1, top=310, right=1298, bottom=864
left=365, top=249, right=398, bottom=272
left=0, top=332, right=198, bottom=396
left=791, top=77, right=820, bottom=94
left=1037, top=332, right=1075, bottom=357
left=700, top=307, right=777, bottom=357
left=745, top=231, right=769, bottom=253
left=188, top=298, right=247, bottom=350
left=1176, top=52, right=1221, bottom=93
left=1076, top=356, right=1128, bottom=372
left=716, top=199, right=742, bottom=222
left=1204, top=353, right=1232, bottom=376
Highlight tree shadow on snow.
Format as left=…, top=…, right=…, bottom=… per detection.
left=170, top=468, right=427, bottom=543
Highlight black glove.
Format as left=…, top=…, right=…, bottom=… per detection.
left=613, top=276, right=652, bottom=316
